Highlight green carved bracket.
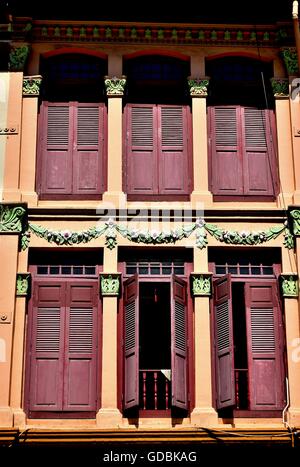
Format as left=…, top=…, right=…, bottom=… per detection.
left=23, top=75, right=43, bottom=96
left=16, top=273, right=31, bottom=297
left=281, top=48, right=299, bottom=75
left=270, top=78, right=289, bottom=98
left=279, top=274, right=299, bottom=298
left=190, top=272, right=212, bottom=297
left=104, top=76, right=127, bottom=96
left=289, top=209, right=300, bottom=236
left=9, top=45, right=30, bottom=71
left=0, top=204, right=27, bottom=234
left=100, top=273, right=122, bottom=297
left=187, top=77, right=210, bottom=97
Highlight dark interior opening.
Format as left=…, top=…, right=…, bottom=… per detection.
left=139, top=282, right=171, bottom=410
left=124, top=55, right=190, bottom=104
left=232, top=282, right=249, bottom=410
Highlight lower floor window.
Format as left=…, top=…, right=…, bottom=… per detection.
left=213, top=275, right=286, bottom=413
left=25, top=279, right=100, bottom=418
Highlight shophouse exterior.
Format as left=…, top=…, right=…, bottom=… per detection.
left=1, top=3, right=300, bottom=447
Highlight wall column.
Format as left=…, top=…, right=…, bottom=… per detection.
left=190, top=247, right=218, bottom=426
left=96, top=246, right=122, bottom=427
left=188, top=78, right=213, bottom=207
left=0, top=203, right=26, bottom=427
left=19, top=75, right=42, bottom=207
left=280, top=242, right=300, bottom=426
left=102, top=75, right=126, bottom=206
left=271, top=79, right=295, bottom=207
left=290, top=79, right=300, bottom=204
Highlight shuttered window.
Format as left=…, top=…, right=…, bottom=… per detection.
left=26, top=280, right=100, bottom=417
left=208, top=105, right=278, bottom=198
left=125, top=104, right=191, bottom=197
left=38, top=101, right=106, bottom=199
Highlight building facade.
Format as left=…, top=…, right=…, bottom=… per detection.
left=1, top=8, right=300, bottom=447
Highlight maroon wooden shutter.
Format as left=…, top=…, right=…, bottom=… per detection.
left=158, top=105, right=190, bottom=194
left=208, top=106, right=243, bottom=196
left=39, top=102, right=73, bottom=195
left=73, top=103, right=105, bottom=195
left=245, top=282, right=285, bottom=410
left=213, top=274, right=236, bottom=409
left=63, top=282, right=99, bottom=411
left=29, top=282, right=65, bottom=411
left=242, top=108, right=278, bottom=196
left=125, top=104, right=158, bottom=195
left=123, top=274, right=139, bottom=409
left=171, top=275, right=188, bottom=410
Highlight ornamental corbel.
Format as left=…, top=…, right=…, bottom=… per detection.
left=288, top=208, right=300, bottom=236
left=16, top=273, right=31, bottom=297
left=270, top=78, right=289, bottom=98
left=104, top=75, right=127, bottom=96
left=9, top=45, right=30, bottom=71
left=190, top=272, right=212, bottom=297
left=0, top=203, right=27, bottom=234
left=281, top=48, right=299, bottom=76
left=279, top=274, right=299, bottom=298
left=100, top=273, right=122, bottom=297
left=187, top=77, right=210, bottom=97
left=23, top=75, right=42, bottom=96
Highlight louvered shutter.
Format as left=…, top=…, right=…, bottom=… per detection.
left=39, top=102, right=73, bottom=195
left=158, top=105, right=191, bottom=194
left=245, top=282, right=285, bottom=410
left=125, top=104, right=158, bottom=195
left=123, top=274, right=139, bottom=410
left=73, top=103, right=105, bottom=195
left=208, top=106, right=243, bottom=195
left=213, top=275, right=236, bottom=409
left=242, top=108, right=278, bottom=196
left=28, top=282, right=65, bottom=412
left=171, top=275, right=188, bottom=410
left=63, top=282, right=99, bottom=411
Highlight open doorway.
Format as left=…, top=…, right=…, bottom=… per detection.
left=139, top=282, right=171, bottom=410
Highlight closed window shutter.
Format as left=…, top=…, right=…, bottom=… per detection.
left=63, top=282, right=98, bottom=411
left=242, top=108, right=277, bottom=196
left=39, top=102, right=73, bottom=195
left=171, top=275, right=188, bottom=410
left=213, top=274, right=236, bottom=409
left=125, top=104, right=157, bottom=195
left=158, top=105, right=190, bottom=194
left=28, top=282, right=65, bottom=412
left=208, top=106, right=243, bottom=195
left=123, top=274, right=140, bottom=410
left=245, top=282, right=285, bottom=410
left=73, top=103, right=105, bottom=195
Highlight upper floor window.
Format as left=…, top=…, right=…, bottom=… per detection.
left=123, top=55, right=192, bottom=200
left=206, top=57, right=279, bottom=200
left=37, top=54, right=108, bottom=199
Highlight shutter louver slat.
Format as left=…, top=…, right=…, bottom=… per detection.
left=250, top=307, right=275, bottom=353
left=245, top=108, right=267, bottom=148
left=36, top=307, right=60, bottom=352
left=216, top=301, right=230, bottom=352
left=77, top=107, right=99, bottom=146
left=47, top=106, right=69, bottom=146
left=125, top=301, right=136, bottom=351
left=161, top=107, right=183, bottom=147
left=69, top=307, right=93, bottom=353
left=215, top=108, right=237, bottom=146
left=175, top=301, right=186, bottom=352
left=131, top=107, right=153, bottom=147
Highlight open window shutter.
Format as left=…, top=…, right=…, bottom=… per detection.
left=245, top=282, right=285, bottom=410
left=242, top=108, right=277, bottom=196
left=39, top=102, right=73, bottom=195
left=171, top=275, right=188, bottom=410
left=158, top=105, right=190, bottom=194
left=213, top=274, right=236, bottom=409
left=123, top=274, right=139, bottom=409
left=208, top=106, right=243, bottom=195
left=28, top=282, right=65, bottom=412
left=125, top=104, right=158, bottom=195
left=73, top=103, right=105, bottom=195
left=63, top=282, right=99, bottom=411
